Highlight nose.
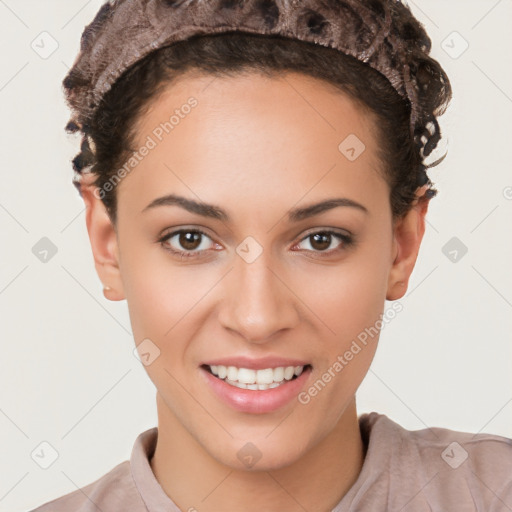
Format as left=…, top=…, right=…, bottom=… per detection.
left=217, top=252, right=300, bottom=343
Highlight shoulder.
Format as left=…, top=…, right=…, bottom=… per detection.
left=29, top=459, right=145, bottom=512
left=360, top=412, right=512, bottom=510
left=396, top=415, right=512, bottom=476
left=363, top=411, right=512, bottom=466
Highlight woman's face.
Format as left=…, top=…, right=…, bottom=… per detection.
left=92, top=70, right=418, bottom=470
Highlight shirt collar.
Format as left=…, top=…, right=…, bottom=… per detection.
left=129, top=413, right=391, bottom=512
left=130, top=427, right=182, bottom=512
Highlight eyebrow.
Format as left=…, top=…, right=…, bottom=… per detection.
left=141, top=194, right=368, bottom=222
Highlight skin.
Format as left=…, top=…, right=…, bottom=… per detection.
left=81, top=70, right=429, bottom=512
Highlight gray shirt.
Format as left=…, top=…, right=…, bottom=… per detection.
left=29, top=412, right=512, bottom=511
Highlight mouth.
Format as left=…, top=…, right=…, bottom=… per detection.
left=200, top=361, right=313, bottom=414
left=201, top=363, right=313, bottom=390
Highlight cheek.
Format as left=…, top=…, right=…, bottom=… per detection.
left=120, top=233, right=210, bottom=338
left=122, top=219, right=392, bottom=352
left=122, top=257, right=205, bottom=401
left=304, top=237, right=392, bottom=341
left=297, top=230, right=392, bottom=402
left=120, top=245, right=178, bottom=360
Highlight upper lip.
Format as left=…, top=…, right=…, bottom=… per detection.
left=201, top=356, right=310, bottom=370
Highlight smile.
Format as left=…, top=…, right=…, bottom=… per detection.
left=205, top=364, right=308, bottom=390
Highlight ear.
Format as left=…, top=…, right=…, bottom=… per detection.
left=80, top=175, right=125, bottom=301
left=386, top=185, right=431, bottom=301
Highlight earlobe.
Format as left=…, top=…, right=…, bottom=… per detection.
left=386, top=186, right=430, bottom=301
left=80, top=178, right=125, bottom=301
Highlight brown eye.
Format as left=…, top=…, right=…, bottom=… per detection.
left=178, top=231, right=203, bottom=250
left=294, top=230, right=353, bottom=256
left=309, top=232, right=332, bottom=251
left=159, top=229, right=216, bottom=256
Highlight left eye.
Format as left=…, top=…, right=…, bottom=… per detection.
left=295, top=231, right=350, bottom=253
left=158, top=229, right=352, bottom=258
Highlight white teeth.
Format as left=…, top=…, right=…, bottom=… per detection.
left=238, top=368, right=256, bottom=384
left=227, top=366, right=238, bottom=381
left=284, top=366, right=295, bottom=380
left=208, top=364, right=306, bottom=389
left=273, top=366, right=284, bottom=381
left=256, top=368, right=274, bottom=384
left=225, top=379, right=285, bottom=390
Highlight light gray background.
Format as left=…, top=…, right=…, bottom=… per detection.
left=1, top=1, right=511, bottom=511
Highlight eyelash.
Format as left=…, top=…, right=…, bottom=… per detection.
left=157, top=228, right=354, bottom=260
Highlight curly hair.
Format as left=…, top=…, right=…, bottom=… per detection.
left=65, top=0, right=452, bottom=226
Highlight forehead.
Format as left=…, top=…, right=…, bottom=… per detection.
left=118, top=70, right=386, bottom=215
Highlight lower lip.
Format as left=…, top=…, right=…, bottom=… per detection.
left=200, top=366, right=312, bottom=414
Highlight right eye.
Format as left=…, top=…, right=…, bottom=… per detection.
left=158, top=229, right=219, bottom=258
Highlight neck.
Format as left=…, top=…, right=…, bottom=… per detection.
left=150, top=393, right=365, bottom=512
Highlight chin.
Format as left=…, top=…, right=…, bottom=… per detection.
left=206, top=430, right=314, bottom=472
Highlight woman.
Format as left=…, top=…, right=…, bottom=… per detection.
left=31, top=0, right=512, bottom=510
